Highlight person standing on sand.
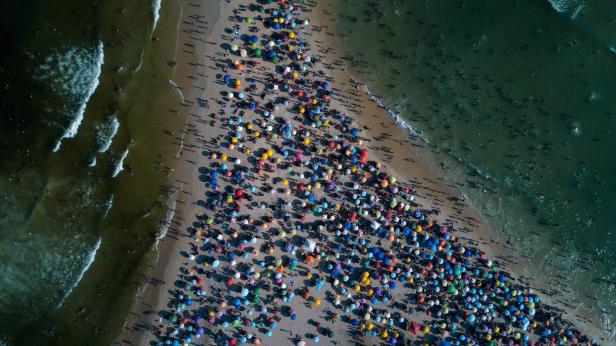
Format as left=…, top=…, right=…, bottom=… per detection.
left=137, top=1, right=598, bottom=345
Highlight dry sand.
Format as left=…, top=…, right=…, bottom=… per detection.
left=114, top=0, right=605, bottom=345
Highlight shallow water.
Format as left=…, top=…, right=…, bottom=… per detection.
left=0, top=0, right=187, bottom=343
left=331, top=0, right=616, bottom=340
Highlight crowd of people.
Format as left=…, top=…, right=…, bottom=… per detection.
left=151, top=1, right=595, bottom=345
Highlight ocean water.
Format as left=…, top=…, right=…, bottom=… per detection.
left=0, top=0, right=188, bottom=343
left=331, top=0, right=616, bottom=340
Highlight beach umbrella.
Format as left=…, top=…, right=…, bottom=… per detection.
left=303, top=239, right=316, bottom=252
left=409, top=322, right=420, bottom=334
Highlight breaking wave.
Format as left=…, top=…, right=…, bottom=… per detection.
left=359, top=81, right=496, bottom=182
left=547, top=0, right=586, bottom=18
left=112, top=146, right=130, bottom=178
left=357, top=81, right=422, bottom=139
left=96, top=115, right=120, bottom=153
left=35, top=41, right=105, bottom=152
left=59, top=237, right=102, bottom=305
left=152, top=0, right=162, bottom=33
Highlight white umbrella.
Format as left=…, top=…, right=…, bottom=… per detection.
left=303, top=239, right=316, bottom=252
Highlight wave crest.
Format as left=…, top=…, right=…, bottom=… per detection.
left=547, top=0, right=586, bottom=18
left=35, top=41, right=105, bottom=152
left=112, top=146, right=130, bottom=178
left=96, top=115, right=120, bottom=153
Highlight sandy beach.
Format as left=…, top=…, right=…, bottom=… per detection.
left=114, top=0, right=604, bottom=345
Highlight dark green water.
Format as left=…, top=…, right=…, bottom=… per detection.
left=0, top=0, right=186, bottom=343
left=331, top=0, right=616, bottom=339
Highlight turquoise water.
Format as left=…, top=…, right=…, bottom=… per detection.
left=331, top=0, right=616, bottom=339
left=0, top=0, right=185, bottom=343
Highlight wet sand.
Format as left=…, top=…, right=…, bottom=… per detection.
left=311, top=2, right=607, bottom=341
left=114, top=0, right=604, bottom=345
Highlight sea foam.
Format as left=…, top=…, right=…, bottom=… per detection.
left=358, top=81, right=422, bottom=140
left=547, top=0, right=586, bottom=18
left=35, top=41, right=105, bottom=152
left=152, top=0, right=162, bottom=33
left=359, top=81, right=494, bottom=181
left=112, top=146, right=130, bottom=178
left=96, top=115, right=120, bottom=153
left=102, top=195, right=113, bottom=217
left=59, top=237, right=101, bottom=305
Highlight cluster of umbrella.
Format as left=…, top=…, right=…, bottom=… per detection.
left=153, top=1, right=594, bottom=346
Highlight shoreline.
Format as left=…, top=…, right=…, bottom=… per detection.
left=311, top=2, right=610, bottom=341
left=115, top=0, right=606, bottom=345
left=317, top=22, right=609, bottom=346
left=115, top=0, right=223, bottom=344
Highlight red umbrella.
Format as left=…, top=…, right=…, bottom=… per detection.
left=348, top=211, right=357, bottom=221
left=409, top=321, right=420, bottom=334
